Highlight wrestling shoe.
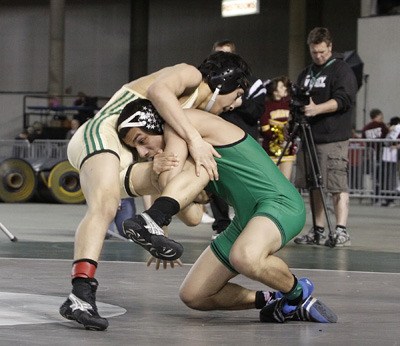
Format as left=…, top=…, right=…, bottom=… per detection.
left=260, top=277, right=314, bottom=323
left=291, top=296, right=338, bottom=323
left=122, top=213, right=184, bottom=260
left=59, top=278, right=109, bottom=331
left=294, top=227, right=326, bottom=245
left=260, top=278, right=337, bottom=323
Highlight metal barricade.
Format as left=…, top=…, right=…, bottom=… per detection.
left=29, top=139, right=69, bottom=160
left=348, top=138, right=400, bottom=202
left=0, top=139, right=69, bottom=161
left=0, top=139, right=31, bottom=159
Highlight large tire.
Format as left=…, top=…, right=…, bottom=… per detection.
left=0, top=158, right=37, bottom=203
left=45, top=160, right=85, bottom=204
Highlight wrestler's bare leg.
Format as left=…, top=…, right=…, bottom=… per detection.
left=128, top=160, right=204, bottom=226
left=180, top=217, right=294, bottom=310
left=74, top=153, right=121, bottom=261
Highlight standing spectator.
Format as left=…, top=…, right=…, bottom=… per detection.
left=293, top=27, right=358, bottom=247
left=209, top=39, right=266, bottom=239
left=362, top=108, right=389, bottom=140
left=381, top=116, right=400, bottom=207
left=361, top=109, right=389, bottom=202
left=260, top=76, right=296, bottom=180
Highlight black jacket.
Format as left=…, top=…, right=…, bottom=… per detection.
left=296, top=53, right=358, bottom=144
left=220, top=77, right=266, bottom=140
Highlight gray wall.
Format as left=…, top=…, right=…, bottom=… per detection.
left=147, top=0, right=290, bottom=79
left=0, top=0, right=370, bottom=140
left=356, top=15, right=400, bottom=129
left=0, top=0, right=130, bottom=96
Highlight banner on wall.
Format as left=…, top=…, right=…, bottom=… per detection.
left=221, top=0, right=259, bottom=17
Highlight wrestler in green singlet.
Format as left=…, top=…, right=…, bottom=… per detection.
left=208, top=134, right=306, bottom=272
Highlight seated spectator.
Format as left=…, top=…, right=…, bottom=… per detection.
left=74, top=91, right=98, bottom=123
left=32, top=121, right=45, bottom=140
left=66, top=119, right=81, bottom=140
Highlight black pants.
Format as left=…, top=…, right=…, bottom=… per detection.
left=210, top=195, right=231, bottom=233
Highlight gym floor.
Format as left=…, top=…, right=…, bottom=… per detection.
left=0, top=199, right=399, bottom=345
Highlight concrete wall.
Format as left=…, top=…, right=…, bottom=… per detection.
left=0, top=0, right=370, bottom=140
left=356, top=15, right=400, bottom=129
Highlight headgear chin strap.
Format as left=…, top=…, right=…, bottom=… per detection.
left=205, top=86, right=221, bottom=112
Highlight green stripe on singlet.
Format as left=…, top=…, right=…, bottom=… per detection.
left=83, top=91, right=134, bottom=154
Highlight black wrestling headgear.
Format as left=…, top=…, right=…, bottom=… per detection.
left=198, top=51, right=251, bottom=95
left=117, top=99, right=164, bottom=140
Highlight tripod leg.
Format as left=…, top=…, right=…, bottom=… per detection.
left=0, top=222, right=18, bottom=242
left=300, top=124, right=335, bottom=247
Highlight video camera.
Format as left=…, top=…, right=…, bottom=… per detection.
left=288, top=83, right=311, bottom=129
left=290, top=83, right=310, bottom=110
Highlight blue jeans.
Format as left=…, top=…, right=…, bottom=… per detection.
left=113, top=198, right=137, bottom=236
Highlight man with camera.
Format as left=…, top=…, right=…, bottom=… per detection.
left=293, top=27, right=358, bottom=247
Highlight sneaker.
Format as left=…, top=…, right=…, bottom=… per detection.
left=59, top=278, right=109, bottom=331
left=260, top=277, right=314, bottom=323
left=122, top=213, right=184, bottom=260
left=201, top=212, right=215, bottom=224
left=294, top=227, right=326, bottom=245
left=333, top=227, right=351, bottom=247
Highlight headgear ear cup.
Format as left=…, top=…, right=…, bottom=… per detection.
left=200, top=53, right=250, bottom=94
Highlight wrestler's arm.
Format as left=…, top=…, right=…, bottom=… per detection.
left=146, top=63, right=220, bottom=180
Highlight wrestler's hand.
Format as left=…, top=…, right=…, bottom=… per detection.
left=152, top=149, right=179, bottom=175
left=188, top=137, right=220, bottom=181
left=146, top=255, right=183, bottom=270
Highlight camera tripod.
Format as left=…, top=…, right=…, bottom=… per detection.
left=277, top=113, right=336, bottom=247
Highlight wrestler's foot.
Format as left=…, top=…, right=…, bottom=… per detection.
left=122, top=213, right=184, bottom=260
left=59, top=278, right=109, bottom=331
left=260, top=277, right=336, bottom=323
left=291, top=296, right=338, bottom=323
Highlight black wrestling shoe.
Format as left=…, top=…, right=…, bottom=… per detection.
left=122, top=213, right=184, bottom=260
left=59, top=278, right=109, bottom=331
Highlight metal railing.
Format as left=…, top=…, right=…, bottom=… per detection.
left=347, top=138, right=400, bottom=202
left=0, top=139, right=69, bottom=161
left=1, top=138, right=399, bottom=202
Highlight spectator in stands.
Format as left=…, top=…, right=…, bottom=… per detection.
left=74, top=91, right=98, bottom=124
left=15, top=127, right=35, bottom=143
left=66, top=119, right=81, bottom=140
